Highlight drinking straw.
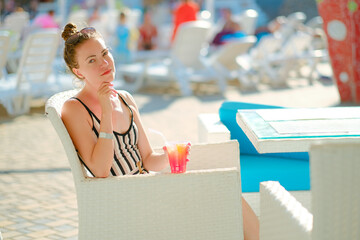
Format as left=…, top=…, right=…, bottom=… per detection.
left=148, top=128, right=168, bottom=145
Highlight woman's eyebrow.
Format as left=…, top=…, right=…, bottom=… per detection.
left=84, top=48, right=108, bottom=61
left=85, top=55, right=96, bottom=61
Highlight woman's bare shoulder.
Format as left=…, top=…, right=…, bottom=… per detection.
left=61, top=97, right=88, bottom=122
left=118, top=90, right=137, bottom=106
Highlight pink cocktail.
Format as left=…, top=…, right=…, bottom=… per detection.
left=164, top=142, right=191, bottom=173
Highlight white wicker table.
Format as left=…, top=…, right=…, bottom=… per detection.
left=236, top=107, right=360, bottom=153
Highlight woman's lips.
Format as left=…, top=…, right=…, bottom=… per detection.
left=101, top=69, right=112, bottom=76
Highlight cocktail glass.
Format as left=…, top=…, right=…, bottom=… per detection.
left=164, top=142, right=191, bottom=173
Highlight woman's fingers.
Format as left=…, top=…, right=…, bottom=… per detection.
left=97, top=82, right=115, bottom=112
left=98, top=82, right=114, bottom=96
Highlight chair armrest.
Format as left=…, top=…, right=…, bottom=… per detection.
left=155, top=141, right=240, bottom=172
left=77, top=168, right=243, bottom=240
left=260, top=181, right=312, bottom=240
left=198, top=113, right=230, bottom=143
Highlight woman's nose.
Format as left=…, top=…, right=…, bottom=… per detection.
left=101, top=58, right=109, bottom=66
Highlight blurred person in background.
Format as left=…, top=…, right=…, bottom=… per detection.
left=211, top=8, right=244, bottom=46
left=113, top=11, right=131, bottom=64
left=138, top=9, right=158, bottom=51
left=1, top=0, right=15, bottom=21
left=171, top=0, right=199, bottom=42
left=32, top=10, right=59, bottom=29
left=88, top=5, right=101, bottom=26
left=28, top=0, right=39, bottom=20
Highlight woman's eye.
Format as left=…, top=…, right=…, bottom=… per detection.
left=89, top=59, right=95, bottom=63
left=103, top=51, right=108, bottom=56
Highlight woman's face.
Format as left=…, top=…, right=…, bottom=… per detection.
left=73, top=37, right=116, bottom=90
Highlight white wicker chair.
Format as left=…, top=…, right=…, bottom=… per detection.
left=260, top=141, right=360, bottom=240
left=45, top=90, right=244, bottom=240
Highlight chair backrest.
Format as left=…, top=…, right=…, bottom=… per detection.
left=274, top=12, right=306, bottom=44
left=45, top=90, right=86, bottom=185
left=287, top=12, right=307, bottom=28
left=0, top=31, right=11, bottom=79
left=310, top=141, right=360, bottom=240
left=171, top=21, right=211, bottom=69
left=281, top=31, right=312, bottom=57
left=68, top=9, right=89, bottom=30
left=306, top=16, right=323, bottom=29
left=235, top=9, right=259, bottom=35
left=97, top=9, right=120, bottom=40
left=250, top=34, right=282, bottom=60
left=2, top=12, right=29, bottom=54
left=3, top=11, right=30, bottom=35
left=211, top=36, right=256, bottom=71
left=16, top=29, right=59, bottom=98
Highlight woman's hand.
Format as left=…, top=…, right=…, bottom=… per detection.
left=97, top=82, right=117, bottom=114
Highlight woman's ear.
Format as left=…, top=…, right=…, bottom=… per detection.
left=72, top=68, right=84, bottom=79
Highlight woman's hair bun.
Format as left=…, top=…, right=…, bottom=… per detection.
left=62, top=23, right=78, bottom=41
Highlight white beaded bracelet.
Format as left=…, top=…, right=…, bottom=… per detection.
left=99, top=132, right=113, bottom=139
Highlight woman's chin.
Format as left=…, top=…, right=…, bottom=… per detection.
left=104, top=75, right=115, bottom=83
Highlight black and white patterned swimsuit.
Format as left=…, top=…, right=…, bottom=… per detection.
left=72, top=94, right=147, bottom=176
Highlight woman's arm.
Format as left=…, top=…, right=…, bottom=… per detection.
left=121, top=91, right=168, bottom=171
left=62, top=99, right=114, bottom=177
left=61, top=83, right=117, bottom=177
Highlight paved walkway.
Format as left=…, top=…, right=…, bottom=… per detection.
left=0, top=73, right=341, bottom=239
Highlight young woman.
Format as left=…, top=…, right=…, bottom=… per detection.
left=61, top=23, right=259, bottom=240
left=61, top=23, right=168, bottom=177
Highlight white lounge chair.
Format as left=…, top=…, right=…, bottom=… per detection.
left=2, top=29, right=63, bottom=114
left=45, top=90, right=244, bottom=240
left=234, top=9, right=259, bottom=35
left=0, top=83, right=30, bottom=116
left=273, top=12, right=307, bottom=45
left=264, top=31, right=316, bottom=85
left=0, top=31, right=30, bottom=116
left=236, top=34, right=283, bottom=84
left=115, top=49, right=170, bottom=93
left=265, top=14, right=328, bottom=85
left=68, top=9, right=89, bottom=30
left=0, top=31, right=11, bottom=80
left=306, top=16, right=323, bottom=29
left=145, top=21, right=225, bottom=95
left=2, top=11, right=30, bottom=35
left=208, top=36, right=257, bottom=88
left=260, top=141, right=360, bottom=240
left=2, top=11, right=30, bottom=73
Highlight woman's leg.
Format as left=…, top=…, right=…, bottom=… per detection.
left=242, top=197, right=259, bottom=240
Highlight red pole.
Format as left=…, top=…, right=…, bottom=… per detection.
left=317, top=0, right=360, bottom=103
